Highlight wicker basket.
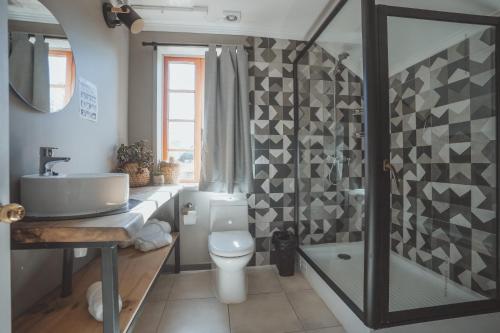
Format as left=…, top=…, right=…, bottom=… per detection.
left=123, top=163, right=151, bottom=187
left=160, top=161, right=180, bottom=184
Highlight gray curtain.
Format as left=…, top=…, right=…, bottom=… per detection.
left=199, top=45, right=253, bottom=194
left=9, top=32, right=34, bottom=102
left=32, top=34, right=50, bottom=111
left=9, top=33, right=50, bottom=112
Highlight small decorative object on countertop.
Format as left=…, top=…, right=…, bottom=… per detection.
left=152, top=161, right=165, bottom=185
left=160, top=157, right=180, bottom=184
left=116, top=140, right=153, bottom=187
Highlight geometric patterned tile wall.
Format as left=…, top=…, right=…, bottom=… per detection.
left=389, top=27, right=497, bottom=297
left=296, top=44, right=365, bottom=247
left=247, top=37, right=305, bottom=266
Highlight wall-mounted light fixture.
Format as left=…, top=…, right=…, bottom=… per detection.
left=102, top=2, right=144, bottom=34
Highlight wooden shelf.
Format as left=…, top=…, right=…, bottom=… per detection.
left=13, top=233, right=178, bottom=333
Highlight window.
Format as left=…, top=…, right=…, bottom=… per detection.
left=48, top=50, right=75, bottom=111
left=163, top=57, right=204, bottom=182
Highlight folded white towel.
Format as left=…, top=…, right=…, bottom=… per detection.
left=86, top=281, right=123, bottom=322
left=147, top=218, right=172, bottom=233
left=119, top=218, right=172, bottom=248
left=134, top=220, right=173, bottom=252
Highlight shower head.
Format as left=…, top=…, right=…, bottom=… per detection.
left=338, top=52, right=349, bottom=62
left=333, top=52, right=349, bottom=74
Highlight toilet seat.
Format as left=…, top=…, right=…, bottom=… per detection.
left=209, top=231, right=254, bottom=258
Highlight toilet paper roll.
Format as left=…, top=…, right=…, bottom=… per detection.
left=74, top=248, right=88, bottom=258
left=183, top=210, right=197, bottom=225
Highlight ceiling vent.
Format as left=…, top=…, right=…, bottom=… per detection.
left=223, top=10, right=241, bottom=23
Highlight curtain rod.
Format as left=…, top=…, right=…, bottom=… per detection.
left=9, top=31, right=68, bottom=40
left=142, top=41, right=253, bottom=51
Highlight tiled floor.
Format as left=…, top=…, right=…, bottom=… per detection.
left=133, top=266, right=345, bottom=333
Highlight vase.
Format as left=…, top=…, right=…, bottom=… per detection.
left=160, top=162, right=180, bottom=184
left=153, top=174, right=165, bottom=186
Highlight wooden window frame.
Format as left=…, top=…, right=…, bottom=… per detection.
left=162, top=56, right=204, bottom=183
left=48, top=49, right=75, bottom=104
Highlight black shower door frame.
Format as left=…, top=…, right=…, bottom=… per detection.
left=373, top=4, right=500, bottom=329
left=292, top=0, right=367, bottom=319
left=292, top=0, right=366, bottom=322
left=294, top=0, right=500, bottom=330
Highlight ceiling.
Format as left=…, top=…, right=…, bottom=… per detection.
left=8, top=0, right=500, bottom=65
left=8, top=0, right=58, bottom=24
left=8, top=0, right=334, bottom=41
left=128, top=0, right=332, bottom=40
left=316, top=0, right=363, bottom=77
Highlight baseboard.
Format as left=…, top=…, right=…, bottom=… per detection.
left=162, top=263, right=212, bottom=273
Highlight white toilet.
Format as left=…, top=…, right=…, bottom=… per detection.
left=208, top=197, right=255, bottom=304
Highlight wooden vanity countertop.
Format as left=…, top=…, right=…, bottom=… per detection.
left=11, top=185, right=183, bottom=244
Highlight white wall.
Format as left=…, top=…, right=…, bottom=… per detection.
left=9, top=0, right=129, bottom=317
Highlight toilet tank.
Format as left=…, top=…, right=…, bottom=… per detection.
left=209, top=197, right=248, bottom=232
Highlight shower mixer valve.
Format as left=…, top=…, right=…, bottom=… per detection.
left=324, top=153, right=350, bottom=184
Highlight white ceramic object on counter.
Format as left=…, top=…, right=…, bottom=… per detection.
left=21, top=173, right=129, bottom=218
left=208, top=197, right=255, bottom=304
left=153, top=174, right=165, bottom=185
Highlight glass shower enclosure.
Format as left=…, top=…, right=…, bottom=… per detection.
left=294, top=0, right=500, bottom=329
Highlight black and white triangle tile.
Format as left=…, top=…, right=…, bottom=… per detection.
left=297, top=42, right=366, bottom=247
left=390, top=27, right=497, bottom=297
left=247, top=37, right=311, bottom=265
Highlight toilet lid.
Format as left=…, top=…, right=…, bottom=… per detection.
left=209, top=231, right=255, bottom=257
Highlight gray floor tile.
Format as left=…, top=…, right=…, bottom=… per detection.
left=133, top=301, right=166, bottom=333
left=157, top=298, right=229, bottom=333
left=279, top=271, right=312, bottom=293
left=147, top=274, right=175, bottom=302
left=168, top=270, right=215, bottom=300
left=247, top=266, right=283, bottom=294
left=287, top=289, right=340, bottom=330
left=229, top=292, right=303, bottom=333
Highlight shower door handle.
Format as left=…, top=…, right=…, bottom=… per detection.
left=383, top=159, right=400, bottom=187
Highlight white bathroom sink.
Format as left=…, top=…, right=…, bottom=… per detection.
left=21, top=173, right=130, bottom=218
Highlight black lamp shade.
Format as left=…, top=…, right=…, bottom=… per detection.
left=117, top=5, right=144, bottom=34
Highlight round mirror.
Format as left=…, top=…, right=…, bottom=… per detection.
left=8, top=0, right=76, bottom=113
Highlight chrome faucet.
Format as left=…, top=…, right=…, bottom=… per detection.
left=39, top=147, right=71, bottom=176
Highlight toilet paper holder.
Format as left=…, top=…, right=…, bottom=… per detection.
left=181, top=202, right=194, bottom=215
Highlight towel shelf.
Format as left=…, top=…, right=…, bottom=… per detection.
left=13, top=234, right=179, bottom=333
